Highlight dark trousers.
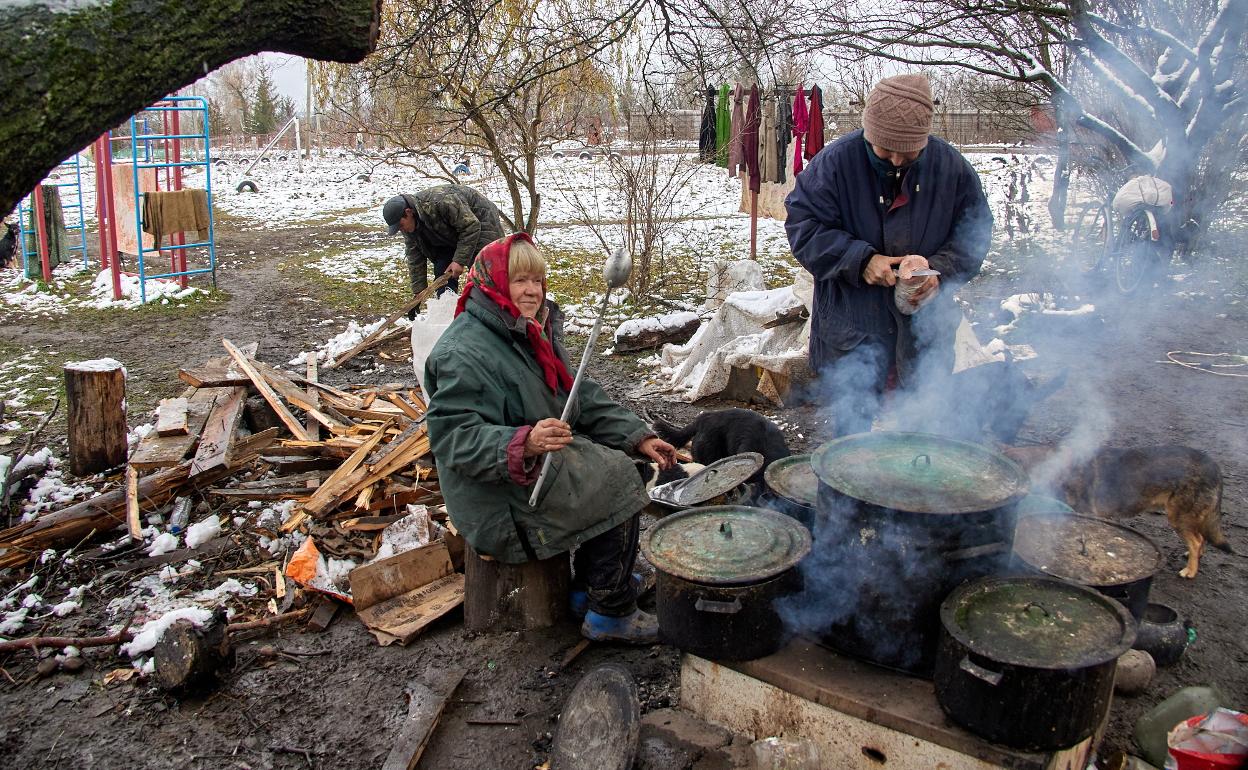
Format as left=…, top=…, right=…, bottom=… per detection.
left=428, top=254, right=459, bottom=296
left=572, top=515, right=640, bottom=617
left=823, top=336, right=893, bottom=437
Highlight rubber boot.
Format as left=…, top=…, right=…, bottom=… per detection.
left=581, top=608, right=660, bottom=644
left=569, top=572, right=651, bottom=618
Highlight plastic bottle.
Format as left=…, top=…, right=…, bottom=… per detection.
left=168, top=497, right=192, bottom=534
left=1133, top=685, right=1226, bottom=768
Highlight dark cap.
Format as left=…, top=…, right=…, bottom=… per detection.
left=382, top=195, right=409, bottom=235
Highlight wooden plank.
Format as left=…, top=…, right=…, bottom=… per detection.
left=383, top=392, right=423, bottom=420
left=382, top=668, right=465, bottom=770
left=155, top=398, right=189, bottom=436
left=177, top=367, right=253, bottom=389
left=307, top=595, right=342, bottom=633
left=188, top=387, right=246, bottom=478
left=125, top=464, right=142, bottom=540
left=129, top=397, right=215, bottom=471
left=328, top=272, right=451, bottom=370
left=305, top=357, right=320, bottom=441
left=250, top=359, right=348, bottom=433
left=222, top=338, right=312, bottom=442
left=283, top=421, right=393, bottom=530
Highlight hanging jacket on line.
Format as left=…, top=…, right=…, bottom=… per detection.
left=792, top=84, right=808, bottom=175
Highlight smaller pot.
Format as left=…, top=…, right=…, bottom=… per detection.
left=1012, top=513, right=1161, bottom=619
left=642, top=506, right=811, bottom=662
left=762, top=454, right=817, bottom=529
left=1133, top=603, right=1190, bottom=666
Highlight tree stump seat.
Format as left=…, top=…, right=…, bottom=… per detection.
left=463, top=545, right=570, bottom=632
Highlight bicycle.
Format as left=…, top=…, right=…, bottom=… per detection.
left=1068, top=176, right=1186, bottom=295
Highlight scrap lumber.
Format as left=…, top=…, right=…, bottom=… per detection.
left=282, top=421, right=394, bottom=531
left=327, top=272, right=451, bottom=370
left=189, top=386, right=247, bottom=478
left=249, top=359, right=350, bottom=434
left=125, top=465, right=142, bottom=540
left=177, top=367, right=253, bottom=389
left=382, top=668, right=465, bottom=770
left=222, top=339, right=312, bottom=442
left=155, top=398, right=190, bottom=436
left=305, top=358, right=320, bottom=441
left=0, top=432, right=277, bottom=570
left=130, top=395, right=216, bottom=471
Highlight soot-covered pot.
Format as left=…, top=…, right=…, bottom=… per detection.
left=809, top=432, right=1030, bottom=674
left=641, top=505, right=811, bottom=661
left=761, top=454, right=818, bottom=528
left=934, top=575, right=1136, bottom=751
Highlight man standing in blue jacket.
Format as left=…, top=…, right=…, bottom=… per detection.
left=784, top=74, right=992, bottom=436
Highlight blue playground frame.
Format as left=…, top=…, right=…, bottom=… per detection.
left=15, top=153, right=89, bottom=277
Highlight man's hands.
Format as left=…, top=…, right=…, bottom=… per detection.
left=446, top=262, right=466, bottom=278
left=637, top=437, right=677, bottom=469
left=863, top=254, right=903, bottom=286
left=898, top=254, right=940, bottom=306
left=524, top=418, right=573, bottom=458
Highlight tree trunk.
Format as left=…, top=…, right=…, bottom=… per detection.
left=64, top=359, right=128, bottom=477
left=464, top=545, right=570, bottom=632
left=153, top=611, right=234, bottom=691
left=0, top=0, right=382, bottom=216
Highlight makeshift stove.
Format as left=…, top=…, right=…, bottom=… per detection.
left=679, top=638, right=1098, bottom=770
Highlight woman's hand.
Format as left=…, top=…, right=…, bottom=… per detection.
left=524, top=418, right=573, bottom=458
left=637, top=437, right=677, bottom=470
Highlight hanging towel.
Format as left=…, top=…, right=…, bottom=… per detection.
left=805, top=85, right=826, bottom=160
left=744, top=84, right=762, bottom=194
left=792, top=84, right=808, bottom=175
left=715, top=84, right=731, bottom=167
left=142, top=189, right=210, bottom=249
left=729, top=82, right=747, bottom=178
left=699, top=86, right=718, bottom=163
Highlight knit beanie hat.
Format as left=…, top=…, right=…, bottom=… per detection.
left=863, top=74, right=934, bottom=154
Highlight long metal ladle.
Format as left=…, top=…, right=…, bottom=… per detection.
left=528, top=247, right=633, bottom=507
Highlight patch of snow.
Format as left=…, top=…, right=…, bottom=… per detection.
left=120, top=606, right=215, bottom=657
left=147, top=533, right=179, bottom=557
left=185, top=515, right=222, bottom=549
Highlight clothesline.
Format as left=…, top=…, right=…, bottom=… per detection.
left=698, top=82, right=829, bottom=258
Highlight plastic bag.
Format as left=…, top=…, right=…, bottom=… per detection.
left=285, top=536, right=352, bottom=604
left=410, top=291, right=459, bottom=395
left=1165, top=708, right=1248, bottom=770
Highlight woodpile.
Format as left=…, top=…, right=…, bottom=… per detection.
left=0, top=338, right=442, bottom=570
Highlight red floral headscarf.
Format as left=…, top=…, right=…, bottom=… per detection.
left=455, top=233, right=574, bottom=394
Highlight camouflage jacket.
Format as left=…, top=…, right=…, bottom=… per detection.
left=401, top=185, right=505, bottom=293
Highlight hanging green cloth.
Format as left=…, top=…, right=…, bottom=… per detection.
left=715, top=83, right=731, bottom=167
left=23, top=186, right=66, bottom=280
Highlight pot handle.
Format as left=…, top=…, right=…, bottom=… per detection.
left=911, top=454, right=931, bottom=468
left=695, top=596, right=743, bottom=615
left=959, top=655, right=1003, bottom=686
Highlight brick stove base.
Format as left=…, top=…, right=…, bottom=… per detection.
left=680, top=638, right=1096, bottom=770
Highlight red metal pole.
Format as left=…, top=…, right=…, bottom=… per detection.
left=171, top=104, right=187, bottom=286
left=31, top=183, right=52, bottom=282
left=93, top=137, right=109, bottom=269
left=750, top=189, right=759, bottom=260
left=100, top=137, right=123, bottom=300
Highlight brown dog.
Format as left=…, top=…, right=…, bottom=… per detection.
left=1005, top=444, right=1233, bottom=579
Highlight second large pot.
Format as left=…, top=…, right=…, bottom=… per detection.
left=934, top=575, right=1136, bottom=751
left=642, top=505, right=812, bottom=661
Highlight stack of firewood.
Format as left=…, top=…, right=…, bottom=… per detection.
left=0, top=338, right=441, bottom=570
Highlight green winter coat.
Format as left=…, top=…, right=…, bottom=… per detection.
left=715, top=84, right=732, bottom=167
left=402, top=185, right=505, bottom=295
left=425, top=296, right=652, bottom=563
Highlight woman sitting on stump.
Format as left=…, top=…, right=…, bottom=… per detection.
left=425, top=233, right=677, bottom=644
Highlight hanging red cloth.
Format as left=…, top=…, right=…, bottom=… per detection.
left=744, top=84, right=762, bottom=194
left=805, top=84, right=825, bottom=160
left=791, top=84, right=808, bottom=175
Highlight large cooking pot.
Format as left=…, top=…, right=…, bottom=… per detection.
left=1012, top=513, right=1161, bottom=619
left=935, top=575, right=1136, bottom=751
left=641, top=505, right=811, bottom=661
left=809, top=432, right=1029, bottom=674
left=761, top=454, right=817, bottom=529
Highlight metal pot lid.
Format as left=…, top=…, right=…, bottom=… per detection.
left=942, top=576, right=1136, bottom=670
left=763, top=454, right=817, bottom=507
left=649, top=452, right=763, bottom=508
left=811, top=432, right=1028, bottom=514
left=641, top=505, right=812, bottom=585
left=1013, top=514, right=1162, bottom=587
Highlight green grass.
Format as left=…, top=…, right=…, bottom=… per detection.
left=0, top=341, right=68, bottom=437
left=279, top=241, right=409, bottom=314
